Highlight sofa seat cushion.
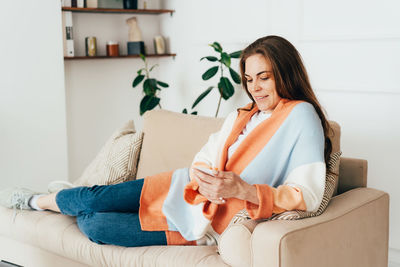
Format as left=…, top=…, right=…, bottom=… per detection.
left=0, top=207, right=228, bottom=267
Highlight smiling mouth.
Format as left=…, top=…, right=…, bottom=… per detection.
left=255, top=96, right=269, bottom=100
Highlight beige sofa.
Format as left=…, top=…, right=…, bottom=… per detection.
left=0, top=109, right=389, bottom=267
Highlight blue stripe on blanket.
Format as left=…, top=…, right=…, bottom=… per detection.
left=162, top=167, right=211, bottom=241
left=240, top=102, right=325, bottom=187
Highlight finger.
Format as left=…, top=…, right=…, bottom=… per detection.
left=212, top=196, right=226, bottom=204
left=199, top=183, right=225, bottom=200
left=193, top=169, right=215, bottom=184
left=192, top=171, right=202, bottom=184
left=209, top=199, right=226, bottom=205
left=199, top=186, right=226, bottom=204
left=211, top=170, right=220, bottom=177
left=198, top=183, right=217, bottom=197
left=206, top=170, right=228, bottom=180
left=195, top=173, right=227, bottom=197
left=214, top=170, right=236, bottom=180
left=195, top=175, right=214, bottom=189
left=198, top=178, right=226, bottom=198
left=198, top=187, right=219, bottom=203
left=193, top=171, right=213, bottom=187
left=206, top=195, right=226, bottom=204
left=194, top=170, right=222, bottom=185
left=193, top=168, right=219, bottom=179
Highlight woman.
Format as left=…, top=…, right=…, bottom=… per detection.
left=0, top=35, right=332, bottom=247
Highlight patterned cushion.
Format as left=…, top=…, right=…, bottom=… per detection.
left=230, top=151, right=342, bottom=224
left=268, top=151, right=342, bottom=220
left=73, top=121, right=144, bottom=186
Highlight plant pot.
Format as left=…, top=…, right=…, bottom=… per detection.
left=123, top=0, right=137, bottom=9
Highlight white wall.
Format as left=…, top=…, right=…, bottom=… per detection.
left=0, top=0, right=68, bottom=191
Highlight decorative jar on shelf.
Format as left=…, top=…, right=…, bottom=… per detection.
left=106, top=41, right=119, bottom=57
left=123, top=0, right=137, bottom=9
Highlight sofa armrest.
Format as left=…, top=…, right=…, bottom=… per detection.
left=338, top=157, right=368, bottom=194
left=219, top=188, right=389, bottom=267
left=251, top=188, right=389, bottom=267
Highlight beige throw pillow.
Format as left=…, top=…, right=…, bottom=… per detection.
left=73, top=120, right=144, bottom=186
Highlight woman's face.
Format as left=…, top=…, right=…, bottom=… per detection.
left=244, top=54, right=281, bottom=113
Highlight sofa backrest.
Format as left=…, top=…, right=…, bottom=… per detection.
left=136, top=109, right=224, bottom=179
left=338, top=157, right=368, bottom=194
left=136, top=109, right=365, bottom=194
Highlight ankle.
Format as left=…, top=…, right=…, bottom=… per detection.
left=29, top=194, right=47, bottom=211
left=36, top=193, right=60, bottom=212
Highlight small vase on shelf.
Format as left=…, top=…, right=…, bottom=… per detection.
left=126, top=17, right=145, bottom=55
left=86, top=0, right=98, bottom=8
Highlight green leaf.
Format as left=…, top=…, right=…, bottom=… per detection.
left=153, top=79, right=162, bottom=91
left=192, top=86, right=213, bottom=109
left=229, top=68, right=241, bottom=84
left=137, top=68, right=144, bottom=75
left=132, top=75, right=145, bottom=88
left=202, top=66, right=219, bottom=80
left=157, top=80, right=169, bottom=88
left=143, top=78, right=158, bottom=95
left=140, top=95, right=160, bottom=115
left=139, top=53, right=146, bottom=61
left=149, top=64, right=159, bottom=72
left=182, top=108, right=188, bottom=114
left=143, top=79, right=151, bottom=95
left=200, top=56, right=218, bottom=62
left=191, top=111, right=198, bottom=115
left=209, top=42, right=222, bottom=53
left=220, top=52, right=231, bottom=67
left=229, top=50, right=242, bottom=58
left=218, top=76, right=234, bottom=100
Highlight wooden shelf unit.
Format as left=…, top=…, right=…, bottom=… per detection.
left=61, top=7, right=175, bottom=15
left=61, top=7, right=175, bottom=59
left=64, top=53, right=176, bottom=60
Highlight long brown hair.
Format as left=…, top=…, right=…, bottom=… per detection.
left=239, top=35, right=333, bottom=164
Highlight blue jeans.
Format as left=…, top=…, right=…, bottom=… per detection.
left=55, top=179, right=167, bottom=247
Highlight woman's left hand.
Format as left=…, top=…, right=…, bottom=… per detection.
left=192, top=168, right=256, bottom=204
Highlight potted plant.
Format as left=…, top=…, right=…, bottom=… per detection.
left=183, top=42, right=242, bottom=117
left=131, top=54, right=169, bottom=115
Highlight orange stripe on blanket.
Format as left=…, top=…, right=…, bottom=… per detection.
left=223, top=99, right=302, bottom=175
left=139, top=171, right=173, bottom=231
left=245, top=184, right=274, bottom=220
left=211, top=198, right=245, bottom=234
left=184, top=180, right=208, bottom=204
left=165, top=231, right=196, bottom=245
left=271, top=185, right=307, bottom=214
left=217, top=103, right=258, bottom=172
